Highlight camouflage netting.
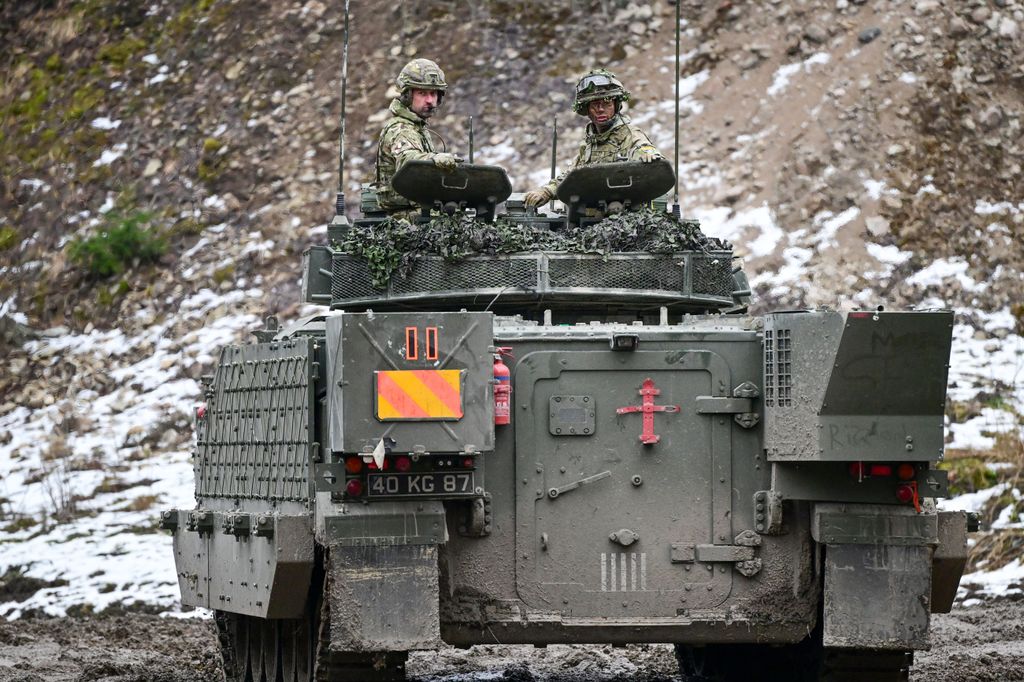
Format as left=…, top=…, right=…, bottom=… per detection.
left=336, top=209, right=730, bottom=289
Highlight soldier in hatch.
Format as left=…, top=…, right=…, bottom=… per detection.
left=374, top=58, right=460, bottom=215
left=524, top=69, right=663, bottom=208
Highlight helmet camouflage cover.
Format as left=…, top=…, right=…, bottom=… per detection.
left=396, top=58, right=448, bottom=94
left=572, top=68, right=631, bottom=115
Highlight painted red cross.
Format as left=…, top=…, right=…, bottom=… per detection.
left=616, top=377, right=680, bottom=445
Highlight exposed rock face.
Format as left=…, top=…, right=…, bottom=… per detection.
left=1, top=0, right=1022, bottom=418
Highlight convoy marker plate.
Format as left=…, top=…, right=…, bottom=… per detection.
left=375, top=369, right=465, bottom=421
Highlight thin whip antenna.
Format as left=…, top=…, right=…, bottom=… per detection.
left=673, top=0, right=680, bottom=208
left=469, top=116, right=475, bottom=164
left=335, top=0, right=350, bottom=216
left=549, top=117, right=557, bottom=211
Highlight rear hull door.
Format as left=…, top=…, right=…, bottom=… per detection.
left=514, top=349, right=737, bottom=616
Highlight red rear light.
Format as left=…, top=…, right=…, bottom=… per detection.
left=344, top=456, right=363, bottom=474
left=346, top=479, right=364, bottom=497
left=395, top=455, right=412, bottom=472
left=196, top=404, right=207, bottom=419
left=897, top=463, right=916, bottom=480
left=848, top=462, right=865, bottom=479
left=462, top=457, right=475, bottom=469
left=367, top=458, right=389, bottom=471
left=895, top=483, right=915, bottom=504
left=869, top=464, right=893, bottom=477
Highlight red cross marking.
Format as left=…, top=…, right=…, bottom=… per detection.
left=615, top=377, right=680, bottom=445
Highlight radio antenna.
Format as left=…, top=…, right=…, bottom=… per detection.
left=671, top=0, right=679, bottom=209
left=468, top=115, right=475, bottom=164
left=549, top=117, right=557, bottom=210
left=334, top=0, right=351, bottom=219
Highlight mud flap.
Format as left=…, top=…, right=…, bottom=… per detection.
left=318, top=499, right=447, bottom=652
left=823, top=543, right=931, bottom=650
left=931, top=510, right=969, bottom=613
left=328, top=543, right=443, bottom=652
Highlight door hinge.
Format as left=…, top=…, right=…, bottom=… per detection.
left=695, top=381, right=760, bottom=429
left=670, top=530, right=763, bottom=577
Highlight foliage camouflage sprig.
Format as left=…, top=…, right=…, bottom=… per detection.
left=336, top=208, right=730, bottom=289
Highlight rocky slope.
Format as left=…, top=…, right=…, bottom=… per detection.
left=1, top=0, right=1022, bottom=615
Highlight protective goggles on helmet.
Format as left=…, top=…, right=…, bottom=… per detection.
left=576, top=73, right=620, bottom=94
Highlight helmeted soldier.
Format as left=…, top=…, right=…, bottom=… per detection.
left=374, top=58, right=460, bottom=214
left=524, top=69, right=663, bottom=208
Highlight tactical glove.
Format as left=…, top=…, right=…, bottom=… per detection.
left=433, top=153, right=460, bottom=171
left=524, top=186, right=554, bottom=208
left=638, top=148, right=661, bottom=163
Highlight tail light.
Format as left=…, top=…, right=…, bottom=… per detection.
left=394, top=455, right=412, bottom=472
left=344, top=456, right=363, bottom=474
left=897, top=462, right=916, bottom=480
left=346, top=479, right=364, bottom=497
left=462, top=456, right=475, bottom=469
left=869, top=464, right=893, bottom=477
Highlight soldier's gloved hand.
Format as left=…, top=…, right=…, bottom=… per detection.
left=524, top=186, right=554, bottom=208
left=433, top=153, right=460, bottom=171
left=638, top=148, right=661, bottom=163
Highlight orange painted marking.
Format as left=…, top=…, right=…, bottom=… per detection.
left=410, top=369, right=461, bottom=416
left=377, top=371, right=430, bottom=419
left=375, top=369, right=463, bottom=420
left=425, top=327, right=439, bottom=360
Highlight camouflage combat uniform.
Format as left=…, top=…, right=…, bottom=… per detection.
left=540, top=114, right=661, bottom=196
left=374, top=99, right=439, bottom=213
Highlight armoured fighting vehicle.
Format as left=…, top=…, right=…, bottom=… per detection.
left=164, top=159, right=973, bottom=682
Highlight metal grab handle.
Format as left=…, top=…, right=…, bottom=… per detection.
left=547, top=470, right=611, bottom=500
left=606, top=176, right=634, bottom=189
left=441, top=176, right=469, bottom=190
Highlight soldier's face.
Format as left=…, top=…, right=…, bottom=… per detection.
left=410, top=89, right=439, bottom=119
left=587, top=98, right=616, bottom=127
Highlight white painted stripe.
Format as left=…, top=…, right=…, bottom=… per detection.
left=640, top=552, right=647, bottom=590
left=631, top=553, right=638, bottom=591
left=601, top=553, right=607, bottom=592
left=609, top=552, right=616, bottom=592
left=620, top=553, right=627, bottom=592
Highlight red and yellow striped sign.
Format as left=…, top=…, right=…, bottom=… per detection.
left=375, top=369, right=464, bottom=421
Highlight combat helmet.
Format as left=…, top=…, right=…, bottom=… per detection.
left=396, top=58, right=448, bottom=99
left=572, top=68, right=631, bottom=116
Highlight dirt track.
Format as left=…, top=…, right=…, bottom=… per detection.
left=1, top=599, right=1023, bottom=682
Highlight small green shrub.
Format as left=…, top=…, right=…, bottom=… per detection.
left=938, top=456, right=999, bottom=496
left=0, top=226, right=17, bottom=251
left=212, top=263, right=235, bottom=285
left=197, top=136, right=227, bottom=185
left=67, top=212, right=166, bottom=278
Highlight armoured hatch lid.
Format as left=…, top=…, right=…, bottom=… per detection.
left=391, top=160, right=512, bottom=216
left=556, top=159, right=675, bottom=223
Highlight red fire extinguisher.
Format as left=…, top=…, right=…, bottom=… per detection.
left=493, top=347, right=513, bottom=426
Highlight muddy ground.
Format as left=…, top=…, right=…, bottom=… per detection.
left=1, top=600, right=1023, bottom=682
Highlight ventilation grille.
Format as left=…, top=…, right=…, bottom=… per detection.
left=764, top=328, right=793, bottom=408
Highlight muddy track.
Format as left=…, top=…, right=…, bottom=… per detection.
left=1, top=600, right=1022, bottom=682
